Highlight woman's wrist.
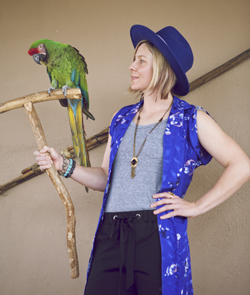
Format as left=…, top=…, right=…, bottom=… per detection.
left=57, top=154, right=76, bottom=178
left=193, top=199, right=208, bottom=217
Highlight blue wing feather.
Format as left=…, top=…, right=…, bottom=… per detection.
left=71, top=69, right=76, bottom=83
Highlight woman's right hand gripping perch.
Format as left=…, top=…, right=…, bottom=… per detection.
left=34, top=146, right=62, bottom=172
left=33, top=134, right=112, bottom=192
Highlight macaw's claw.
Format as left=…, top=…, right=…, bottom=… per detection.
left=48, top=87, right=56, bottom=96
left=62, top=85, right=72, bottom=98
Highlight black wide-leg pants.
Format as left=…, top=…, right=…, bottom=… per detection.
left=84, top=210, right=162, bottom=295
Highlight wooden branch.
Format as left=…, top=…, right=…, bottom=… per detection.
left=0, top=164, right=42, bottom=193
left=189, top=48, right=250, bottom=92
left=23, top=102, right=79, bottom=279
left=0, top=89, right=81, bottom=114
left=0, top=48, right=249, bottom=194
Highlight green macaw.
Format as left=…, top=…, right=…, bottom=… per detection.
left=28, top=39, right=94, bottom=172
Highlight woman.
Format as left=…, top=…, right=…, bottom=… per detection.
left=35, top=25, right=250, bottom=295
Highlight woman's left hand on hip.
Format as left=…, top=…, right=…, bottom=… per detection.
left=151, top=192, right=200, bottom=219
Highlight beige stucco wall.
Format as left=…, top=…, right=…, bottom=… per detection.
left=0, top=0, right=250, bottom=294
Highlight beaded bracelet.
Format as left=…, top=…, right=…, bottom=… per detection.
left=63, top=159, right=73, bottom=177
left=65, top=160, right=76, bottom=178
left=58, top=154, right=68, bottom=176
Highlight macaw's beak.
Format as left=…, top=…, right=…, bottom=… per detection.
left=32, top=53, right=46, bottom=65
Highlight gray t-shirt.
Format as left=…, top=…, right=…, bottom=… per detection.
left=105, top=118, right=167, bottom=213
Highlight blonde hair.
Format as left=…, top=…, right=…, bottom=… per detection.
left=130, top=40, right=177, bottom=99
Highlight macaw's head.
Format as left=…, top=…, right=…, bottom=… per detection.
left=28, top=39, right=49, bottom=65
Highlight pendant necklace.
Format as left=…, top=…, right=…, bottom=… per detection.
left=130, top=100, right=173, bottom=178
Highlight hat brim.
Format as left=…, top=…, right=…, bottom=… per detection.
left=130, top=25, right=190, bottom=96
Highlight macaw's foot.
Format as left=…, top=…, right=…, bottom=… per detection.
left=48, top=87, right=56, bottom=96
left=62, top=85, right=72, bottom=98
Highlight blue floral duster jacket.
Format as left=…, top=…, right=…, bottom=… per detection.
left=86, top=96, right=212, bottom=295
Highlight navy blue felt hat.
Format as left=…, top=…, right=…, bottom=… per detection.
left=130, top=25, right=194, bottom=96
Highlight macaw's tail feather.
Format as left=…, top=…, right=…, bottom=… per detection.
left=67, top=100, right=91, bottom=192
left=79, top=126, right=91, bottom=167
left=82, top=108, right=95, bottom=120
left=68, top=101, right=91, bottom=167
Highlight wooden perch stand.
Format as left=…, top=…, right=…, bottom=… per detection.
left=1, top=89, right=81, bottom=279
left=24, top=102, right=79, bottom=279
